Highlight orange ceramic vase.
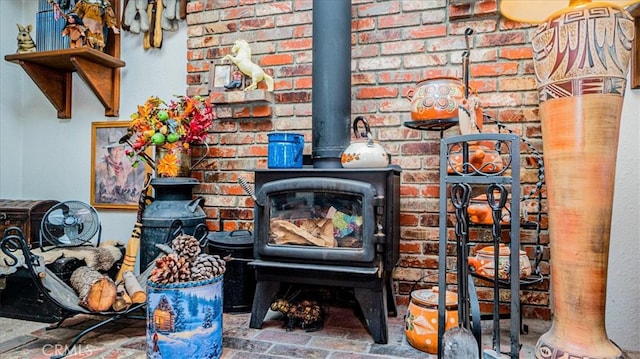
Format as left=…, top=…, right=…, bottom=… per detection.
left=531, top=3, right=634, bottom=358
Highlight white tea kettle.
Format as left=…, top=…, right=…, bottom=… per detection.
left=341, top=116, right=389, bottom=168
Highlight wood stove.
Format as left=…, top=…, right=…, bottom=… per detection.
left=249, top=167, right=401, bottom=343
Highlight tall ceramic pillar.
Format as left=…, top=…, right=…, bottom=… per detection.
left=530, top=2, right=635, bottom=358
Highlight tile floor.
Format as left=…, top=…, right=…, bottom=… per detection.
left=1, top=305, right=638, bottom=359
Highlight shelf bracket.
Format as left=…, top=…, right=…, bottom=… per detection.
left=71, top=56, right=120, bottom=117
left=15, top=60, right=72, bottom=119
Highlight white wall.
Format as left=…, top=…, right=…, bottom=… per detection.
left=1, top=0, right=187, bottom=245
left=1, top=0, right=638, bottom=351
left=607, top=79, right=640, bottom=350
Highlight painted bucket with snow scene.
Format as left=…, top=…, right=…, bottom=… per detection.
left=146, top=275, right=223, bottom=359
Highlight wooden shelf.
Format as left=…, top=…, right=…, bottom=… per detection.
left=209, top=89, right=274, bottom=105
left=5, top=48, right=125, bottom=119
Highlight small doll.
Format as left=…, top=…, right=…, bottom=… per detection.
left=61, top=13, right=87, bottom=48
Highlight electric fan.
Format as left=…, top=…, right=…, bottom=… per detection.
left=39, top=200, right=102, bottom=250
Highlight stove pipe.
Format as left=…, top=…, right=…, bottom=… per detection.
left=311, top=0, right=352, bottom=168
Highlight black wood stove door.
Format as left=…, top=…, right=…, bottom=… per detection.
left=253, top=177, right=381, bottom=266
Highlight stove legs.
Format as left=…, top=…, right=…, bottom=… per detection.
left=354, top=286, right=388, bottom=344
left=385, top=275, right=397, bottom=317
left=248, top=262, right=397, bottom=344
left=249, top=280, right=280, bottom=329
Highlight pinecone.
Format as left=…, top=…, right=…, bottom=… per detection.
left=149, top=253, right=191, bottom=284
left=171, top=234, right=201, bottom=261
left=190, top=253, right=226, bottom=281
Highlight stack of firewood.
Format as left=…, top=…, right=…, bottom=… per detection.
left=70, top=265, right=145, bottom=312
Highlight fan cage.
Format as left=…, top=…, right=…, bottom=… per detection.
left=39, top=200, right=102, bottom=250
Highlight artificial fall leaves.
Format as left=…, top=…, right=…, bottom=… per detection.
left=156, top=153, right=180, bottom=177
left=127, top=95, right=214, bottom=176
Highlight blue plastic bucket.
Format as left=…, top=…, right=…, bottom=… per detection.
left=268, top=132, right=304, bottom=168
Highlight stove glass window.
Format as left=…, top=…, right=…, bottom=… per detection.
left=267, top=191, right=363, bottom=249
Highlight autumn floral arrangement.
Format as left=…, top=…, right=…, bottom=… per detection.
left=127, top=95, right=214, bottom=177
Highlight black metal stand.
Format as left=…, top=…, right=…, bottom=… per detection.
left=248, top=260, right=396, bottom=344
left=437, top=133, right=522, bottom=358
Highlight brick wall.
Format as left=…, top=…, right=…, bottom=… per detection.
left=185, top=0, right=550, bottom=320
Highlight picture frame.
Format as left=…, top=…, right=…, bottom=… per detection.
left=209, top=60, right=232, bottom=93
left=208, top=60, right=246, bottom=93
left=90, top=121, right=149, bottom=210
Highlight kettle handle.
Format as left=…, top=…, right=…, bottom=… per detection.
left=353, top=116, right=372, bottom=139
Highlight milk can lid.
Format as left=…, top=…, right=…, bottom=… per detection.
left=206, top=230, right=253, bottom=247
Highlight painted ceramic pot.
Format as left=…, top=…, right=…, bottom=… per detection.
left=405, top=287, right=458, bottom=354
left=467, top=194, right=511, bottom=225
left=406, top=77, right=483, bottom=125
left=468, top=243, right=531, bottom=281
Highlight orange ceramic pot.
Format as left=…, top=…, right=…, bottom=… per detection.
left=466, top=194, right=510, bottom=225
left=404, top=287, right=458, bottom=354
left=447, top=145, right=504, bottom=174
left=406, top=77, right=483, bottom=125
left=468, top=243, right=531, bottom=281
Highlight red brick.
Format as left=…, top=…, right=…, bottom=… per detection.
left=259, top=54, right=293, bottom=66
left=356, top=86, right=398, bottom=99
left=378, top=13, right=421, bottom=29
left=294, top=77, right=312, bottom=89
left=501, top=47, right=533, bottom=60
left=408, top=24, right=447, bottom=39
left=240, top=18, right=275, bottom=31
left=279, top=38, right=313, bottom=51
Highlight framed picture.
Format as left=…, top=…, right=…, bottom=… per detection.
left=209, top=60, right=232, bottom=93
left=208, top=60, right=246, bottom=92
left=90, top=121, right=148, bottom=210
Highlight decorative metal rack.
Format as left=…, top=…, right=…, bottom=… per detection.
left=436, top=133, right=522, bottom=358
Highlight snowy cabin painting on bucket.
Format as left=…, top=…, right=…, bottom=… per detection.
left=146, top=277, right=224, bottom=359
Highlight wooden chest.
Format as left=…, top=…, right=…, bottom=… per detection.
left=0, top=199, right=60, bottom=247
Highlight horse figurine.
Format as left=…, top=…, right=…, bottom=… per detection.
left=223, top=39, right=274, bottom=91
left=16, top=24, right=36, bottom=53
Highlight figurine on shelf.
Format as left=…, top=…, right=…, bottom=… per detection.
left=16, top=24, right=36, bottom=54
left=224, top=69, right=244, bottom=90
left=61, top=13, right=87, bottom=48
left=72, top=0, right=120, bottom=52
left=223, top=39, right=274, bottom=91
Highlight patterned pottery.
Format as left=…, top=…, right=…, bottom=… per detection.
left=404, top=287, right=458, bottom=354
left=530, top=3, right=634, bottom=358
left=406, top=77, right=482, bottom=125
left=468, top=243, right=531, bottom=281
left=466, top=194, right=511, bottom=225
